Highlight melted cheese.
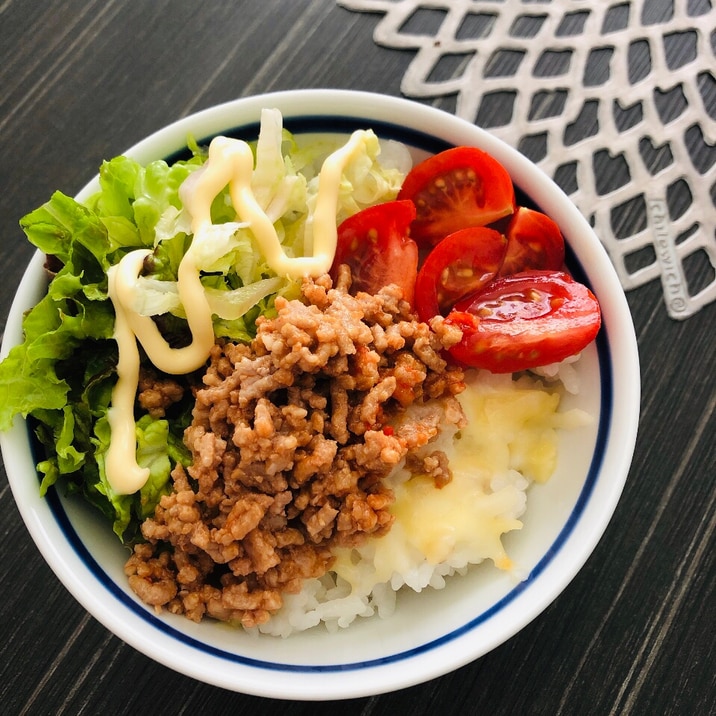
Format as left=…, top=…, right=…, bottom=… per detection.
left=332, top=373, right=571, bottom=589
left=394, top=375, right=565, bottom=568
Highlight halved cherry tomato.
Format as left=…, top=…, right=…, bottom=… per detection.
left=397, top=146, right=516, bottom=248
left=329, top=200, right=419, bottom=303
left=414, top=226, right=508, bottom=323
left=499, top=206, right=565, bottom=276
left=445, top=270, right=601, bottom=373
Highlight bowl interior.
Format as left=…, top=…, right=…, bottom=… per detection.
left=1, top=90, right=639, bottom=700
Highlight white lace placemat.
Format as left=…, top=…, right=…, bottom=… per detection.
left=338, top=0, right=716, bottom=320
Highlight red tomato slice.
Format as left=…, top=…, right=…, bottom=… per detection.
left=414, top=226, right=508, bottom=323
left=445, top=270, right=601, bottom=373
left=499, top=206, right=565, bottom=276
left=329, top=200, right=419, bottom=303
left=397, top=146, right=516, bottom=248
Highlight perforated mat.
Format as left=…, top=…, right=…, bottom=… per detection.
left=338, top=0, right=716, bottom=319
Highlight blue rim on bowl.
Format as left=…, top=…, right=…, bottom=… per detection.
left=0, top=90, right=640, bottom=700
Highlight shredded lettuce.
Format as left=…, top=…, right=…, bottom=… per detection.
left=0, top=115, right=409, bottom=542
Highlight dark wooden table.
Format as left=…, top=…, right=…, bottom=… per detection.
left=1, top=2, right=713, bottom=714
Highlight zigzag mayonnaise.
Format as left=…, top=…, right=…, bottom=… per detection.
left=105, top=126, right=373, bottom=494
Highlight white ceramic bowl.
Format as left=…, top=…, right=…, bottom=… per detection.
left=0, top=90, right=640, bottom=700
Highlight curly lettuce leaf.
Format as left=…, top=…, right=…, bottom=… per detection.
left=1, top=153, right=204, bottom=541
left=91, top=413, right=181, bottom=539
left=0, top=268, right=116, bottom=431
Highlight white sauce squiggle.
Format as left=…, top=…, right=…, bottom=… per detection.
left=105, top=126, right=373, bottom=494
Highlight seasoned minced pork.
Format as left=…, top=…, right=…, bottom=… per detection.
left=125, top=268, right=466, bottom=628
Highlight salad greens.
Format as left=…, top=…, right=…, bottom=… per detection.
left=0, top=115, right=407, bottom=541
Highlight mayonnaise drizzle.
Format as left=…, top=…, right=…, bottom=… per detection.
left=111, top=248, right=215, bottom=375
left=105, top=125, right=373, bottom=494
left=105, top=262, right=151, bottom=494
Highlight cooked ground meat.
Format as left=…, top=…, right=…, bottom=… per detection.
left=125, top=269, right=466, bottom=628
left=137, top=368, right=186, bottom=418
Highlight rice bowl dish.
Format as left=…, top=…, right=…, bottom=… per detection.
left=0, top=90, right=639, bottom=699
